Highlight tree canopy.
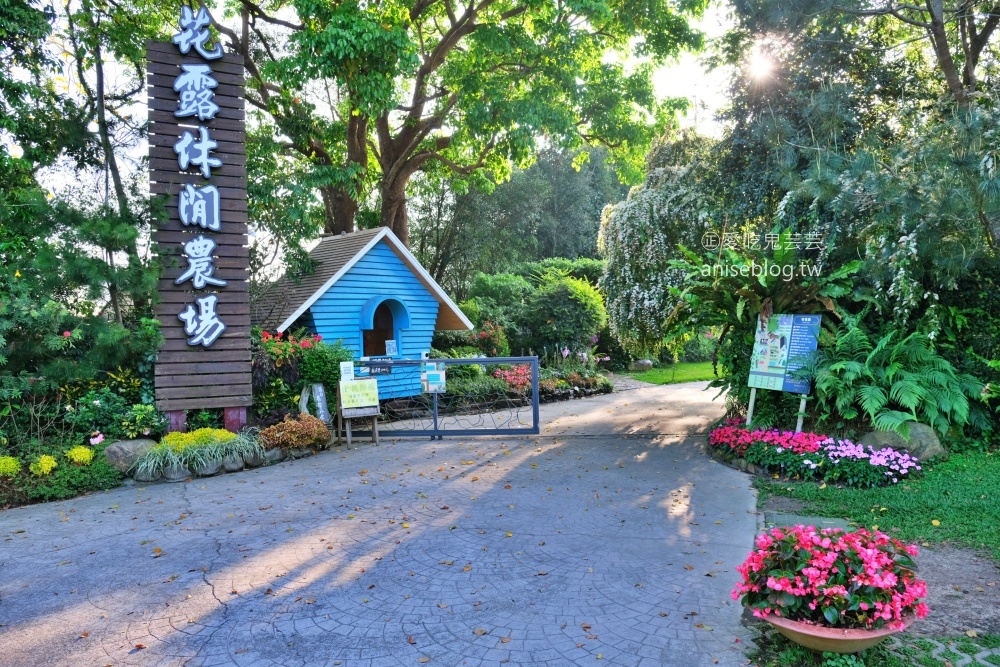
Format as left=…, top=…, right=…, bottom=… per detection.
left=214, top=0, right=708, bottom=244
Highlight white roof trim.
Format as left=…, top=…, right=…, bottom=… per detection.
left=276, top=227, right=473, bottom=332
left=381, top=228, right=475, bottom=330
left=276, top=228, right=389, bottom=332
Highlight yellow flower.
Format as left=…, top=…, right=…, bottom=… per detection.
left=0, top=455, right=21, bottom=478
left=66, top=445, right=94, bottom=466
left=29, top=454, right=58, bottom=476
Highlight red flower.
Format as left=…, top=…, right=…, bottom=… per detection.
left=63, top=331, right=71, bottom=337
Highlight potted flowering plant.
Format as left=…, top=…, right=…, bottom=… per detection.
left=733, top=524, right=928, bottom=654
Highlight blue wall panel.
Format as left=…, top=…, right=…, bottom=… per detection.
left=307, top=240, right=440, bottom=400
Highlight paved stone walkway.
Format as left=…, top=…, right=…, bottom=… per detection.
left=0, top=382, right=757, bottom=666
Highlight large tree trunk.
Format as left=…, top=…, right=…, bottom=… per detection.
left=320, top=185, right=357, bottom=235
left=380, top=179, right=409, bottom=246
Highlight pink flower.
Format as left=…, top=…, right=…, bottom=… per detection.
left=63, top=331, right=71, bottom=337
left=90, top=432, right=104, bottom=445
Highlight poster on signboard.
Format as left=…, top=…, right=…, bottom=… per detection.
left=385, top=339, right=398, bottom=355
left=340, top=361, right=355, bottom=382
left=340, top=378, right=380, bottom=409
left=421, top=363, right=446, bottom=393
left=748, top=314, right=822, bottom=394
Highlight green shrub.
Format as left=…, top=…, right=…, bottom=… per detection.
left=26, top=449, right=122, bottom=502
left=458, top=298, right=481, bottom=326
left=521, top=274, right=607, bottom=353
left=468, top=273, right=535, bottom=304
left=466, top=321, right=510, bottom=357
left=512, top=257, right=606, bottom=286
left=187, top=409, right=223, bottom=430
left=446, top=375, right=510, bottom=400
left=67, top=388, right=129, bottom=439
left=299, top=339, right=353, bottom=392
left=118, top=404, right=166, bottom=439
left=448, top=363, right=483, bottom=381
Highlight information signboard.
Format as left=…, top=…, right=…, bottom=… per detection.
left=340, top=378, right=380, bottom=409
left=748, top=314, right=822, bottom=394
left=422, top=363, right=446, bottom=393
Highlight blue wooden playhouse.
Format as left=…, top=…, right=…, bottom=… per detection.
left=254, top=228, right=473, bottom=400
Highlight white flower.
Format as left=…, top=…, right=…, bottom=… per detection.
left=93, top=400, right=100, bottom=406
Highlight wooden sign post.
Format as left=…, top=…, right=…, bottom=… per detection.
left=337, top=378, right=381, bottom=448
left=148, top=6, right=251, bottom=432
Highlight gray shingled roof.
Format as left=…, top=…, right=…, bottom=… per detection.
left=251, top=228, right=384, bottom=331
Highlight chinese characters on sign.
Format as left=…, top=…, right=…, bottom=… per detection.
left=172, top=6, right=222, bottom=60
left=170, top=8, right=226, bottom=348
left=701, top=231, right=825, bottom=252
left=149, top=5, right=251, bottom=422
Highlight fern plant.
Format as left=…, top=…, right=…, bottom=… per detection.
left=810, top=325, right=984, bottom=437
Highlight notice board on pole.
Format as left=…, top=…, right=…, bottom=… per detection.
left=747, top=314, right=822, bottom=394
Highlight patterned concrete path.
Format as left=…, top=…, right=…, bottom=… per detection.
left=0, top=382, right=757, bottom=667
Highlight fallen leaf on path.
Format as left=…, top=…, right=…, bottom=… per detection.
left=473, top=628, right=488, bottom=636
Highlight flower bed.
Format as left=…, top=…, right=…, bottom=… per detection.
left=733, top=525, right=929, bottom=631
left=709, top=422, right=921, bottom=487
left=133, top=428, right=264, bottom=480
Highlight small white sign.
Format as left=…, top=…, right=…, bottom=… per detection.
left=385, top=339, right=398, bottom=356
left=340, top=361, right=355, bottom=381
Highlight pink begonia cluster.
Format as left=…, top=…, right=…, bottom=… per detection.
left=709, top=420, right=826, bottom=457
left=733, top=524, right=929, bottom=630
left=709, top=421, right=922, bottom=483
left=492, top=364, right=532, bottom=392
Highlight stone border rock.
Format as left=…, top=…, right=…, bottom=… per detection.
left=121, top=438, right=338, bottom=485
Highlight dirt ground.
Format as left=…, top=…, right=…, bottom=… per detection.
left=758, top=495, right=1000, bottom=636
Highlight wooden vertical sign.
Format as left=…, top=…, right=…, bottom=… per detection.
left=148, top=6, right=251, bottom=431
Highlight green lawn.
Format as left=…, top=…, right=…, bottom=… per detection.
left=749, top=625, right=1000, bottom=667
left=756, top=451, right=1000, bottom=560
left=622, top=361, right=716, bottom=385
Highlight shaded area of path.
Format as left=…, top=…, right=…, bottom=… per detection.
left=0, top=381, right=756, bottom=666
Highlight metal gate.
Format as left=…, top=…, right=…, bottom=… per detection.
left=352, top=356, right=540, bottom=439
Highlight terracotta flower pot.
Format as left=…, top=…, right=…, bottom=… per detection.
left=765, top=614, right=914, bottom=654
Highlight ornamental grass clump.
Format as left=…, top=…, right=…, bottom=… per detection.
left=733, top=525, right=928, bottom=631
left=134, top=428, right=260, bottom=479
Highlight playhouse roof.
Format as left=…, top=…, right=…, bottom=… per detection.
left=253, top=227, right=473, bottom=333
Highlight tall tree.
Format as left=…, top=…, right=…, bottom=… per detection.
left=409, top=147, right=626, bottom=295
left=212, top=0, right=705, bottom=244
left=748, top=0, right=1000, bottom=107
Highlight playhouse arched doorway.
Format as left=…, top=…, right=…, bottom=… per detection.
left=361, top=297, right=410, bottom=357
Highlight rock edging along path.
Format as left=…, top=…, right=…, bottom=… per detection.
left=0, top=381, right=758, bottom=667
